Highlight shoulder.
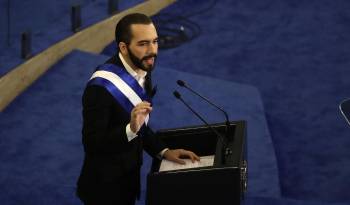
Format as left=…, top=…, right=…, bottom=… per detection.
left=82, top=85, right=113, bottom=107
left=104, top=54, right=124, bottom=68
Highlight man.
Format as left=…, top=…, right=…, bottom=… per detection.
left=76, top=13, right=200, bottom=205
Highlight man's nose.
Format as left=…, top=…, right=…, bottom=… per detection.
left=148, top=42, right=158, bottom=54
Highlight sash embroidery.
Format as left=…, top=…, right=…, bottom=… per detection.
left=87, top=64, right=151, bottom=125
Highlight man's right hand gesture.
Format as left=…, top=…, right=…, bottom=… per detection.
left=130, top=101, right=152, bottom=133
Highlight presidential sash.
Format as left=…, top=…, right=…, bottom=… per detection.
left=87, top=63, right=151, bottom=125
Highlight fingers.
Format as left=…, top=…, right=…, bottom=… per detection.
left=182, top=150, right=200, bottom=163
left=131, top=102, right=152, bottom=118
left=135, top=101, right=151, bottom=107
left=173, top=157, right=186, bottom=165
left=192, top=152, right=200, bottom=162
left=163, top=149, right=201, bottom=165
left=132, top=102, right=152, bottom=115
left=133, top=108, right=152, bottom=116
left=189, top=153, right=200, bottom=163
left=163, top=149, right=186, bottom=165
left=133, top=104, right=152, bottom=113
left=180, top=150, right=194, bottom=163
left=173, top=149, right=200, bottom=163
left=130, top=101, right=152, bottom=133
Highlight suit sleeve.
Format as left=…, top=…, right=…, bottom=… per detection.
left=142, top=126, right=167, bottom=158
left=81, top=85, right=129, bottom=154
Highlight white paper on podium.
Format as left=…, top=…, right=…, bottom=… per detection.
left=159, top=155, right=215, bottom=172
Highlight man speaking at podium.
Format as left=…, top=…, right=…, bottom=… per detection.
left=76, top=13, right=200, bottom=205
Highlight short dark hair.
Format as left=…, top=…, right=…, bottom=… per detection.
left=115, top=13, right=153, bottom=49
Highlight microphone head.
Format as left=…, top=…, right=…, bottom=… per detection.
left=173, top=91, right=181, bottom=99
left=176, top=80, right=186, bottom=87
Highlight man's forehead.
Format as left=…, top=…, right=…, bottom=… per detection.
left=130, top=23, right=158, bottom=40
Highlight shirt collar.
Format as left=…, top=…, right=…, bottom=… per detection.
left=119, top=52, right=147, bottom=79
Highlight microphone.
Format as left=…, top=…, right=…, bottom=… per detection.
left=173, top=91, right=224, bottom=139
left=177, top=80, right=232, bottom=142
left=173, top=90, right=232, bottom=165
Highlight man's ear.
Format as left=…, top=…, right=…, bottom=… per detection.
left=119, top=42, right=127, bottom=55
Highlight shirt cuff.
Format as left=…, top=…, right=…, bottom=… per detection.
left=126, top=123, right=138, bottom=142
left=158, top=148, right=169, bottom=159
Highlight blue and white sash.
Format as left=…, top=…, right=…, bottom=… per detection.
left=87, top=64, right=151, bottom=125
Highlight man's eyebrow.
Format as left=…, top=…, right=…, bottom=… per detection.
left=137, top=40, right=151, bottom=44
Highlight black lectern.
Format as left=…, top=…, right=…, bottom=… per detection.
left=146, top=121, right=247, bottom=205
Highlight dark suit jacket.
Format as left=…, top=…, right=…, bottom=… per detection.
left=76, top=54, right=166, bottom=202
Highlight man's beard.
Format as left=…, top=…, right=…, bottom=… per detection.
left=127, top=47, right=157, bottom=72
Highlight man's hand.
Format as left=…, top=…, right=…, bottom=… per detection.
left=130, top=101, right=152, bottom=133
left=163, top=149, right=200, bottom=165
